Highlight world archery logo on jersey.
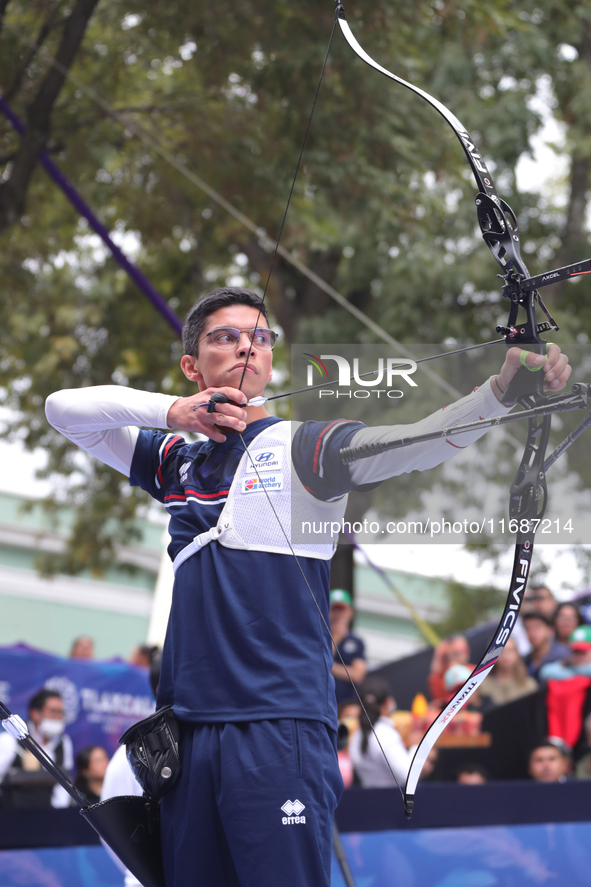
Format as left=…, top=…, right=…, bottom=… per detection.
left=242, top=474, right=283, bottom=494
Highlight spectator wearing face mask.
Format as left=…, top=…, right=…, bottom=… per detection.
left=428, top=635, right=475, bottom=707
left=442, top=664, right=494, bottom=714
left=0, top=689, right=73, bottom=808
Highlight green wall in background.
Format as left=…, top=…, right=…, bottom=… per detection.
left=0, top=594, right=149, bottom=660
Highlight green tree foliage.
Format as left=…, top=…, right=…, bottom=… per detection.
left=0, top=0, right=590, bottom=590
left=429, top=578, right=506, bottom=637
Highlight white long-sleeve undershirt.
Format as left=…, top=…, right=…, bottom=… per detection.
left=348, top=377, right=511, bottom=486
left=45, top=386, right=179, bottom=477
left=45, top=379, right=511, bottom=486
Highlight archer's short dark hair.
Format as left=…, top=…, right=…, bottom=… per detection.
left=182, top=288, right=269, bottom=356
left=28, top=688, right=62, bottom=714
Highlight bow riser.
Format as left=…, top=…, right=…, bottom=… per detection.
left=509, top=410, right=550, bottom=530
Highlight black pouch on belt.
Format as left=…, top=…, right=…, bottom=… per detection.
left=119, top=705, right=181, bottom=799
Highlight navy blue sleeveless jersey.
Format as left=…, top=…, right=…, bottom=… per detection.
left=130, top=417, right=368, bottom=727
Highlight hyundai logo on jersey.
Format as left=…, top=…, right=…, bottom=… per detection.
left=245, top=446, right=285, bottom=474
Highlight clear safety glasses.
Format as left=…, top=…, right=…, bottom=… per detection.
left=199, top=327, right=278, bottom=351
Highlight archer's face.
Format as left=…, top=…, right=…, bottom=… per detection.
left=181, top=305, right=273, bottom=399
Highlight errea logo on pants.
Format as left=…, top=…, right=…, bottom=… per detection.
left=281, top=800, right=306, bottom=825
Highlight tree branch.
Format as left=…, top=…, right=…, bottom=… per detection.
left=562, top=155, right=591, bottom=253
left=0, top=0, right=100, bottom=231
left=3, top=7, right=60, bottom=103
left=546, top=18, right=591, bottom=294
left=0, top=0, right=10, bottom=40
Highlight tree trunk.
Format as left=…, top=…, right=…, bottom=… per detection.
left=553, top=155, right=591, bottom=272
left=330, top=544, right=354, bottom=599
left=329, top=490, right=374, bottom=604
left=0, top=0, right=10, bottom=36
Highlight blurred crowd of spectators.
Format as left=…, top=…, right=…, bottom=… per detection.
left=0, top=639, right=159, bottom=810
left=0, top=686, right=110, bottom=808
left=3, top=578, right=591, bottom=807
left=333, top=580, right=591, bottom=790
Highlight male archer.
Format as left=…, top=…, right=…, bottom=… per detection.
left=45, top=286, right=571, bottom=887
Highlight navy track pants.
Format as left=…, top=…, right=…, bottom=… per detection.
left=160, top=719, right=343, bottom=887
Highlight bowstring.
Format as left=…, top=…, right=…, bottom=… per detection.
left=262, top=337, right=507, bottom=404
left=236, top=9, right=339, bottom=394
left=238, top=430, right=405, bottom=801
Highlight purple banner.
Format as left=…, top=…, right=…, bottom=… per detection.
left=0, top=644, right=153, bottom=756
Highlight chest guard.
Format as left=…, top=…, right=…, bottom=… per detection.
left=172, top=421, right=348, bottom=573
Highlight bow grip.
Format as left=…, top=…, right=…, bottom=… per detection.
left=501, top=349, right=546, bottom=405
